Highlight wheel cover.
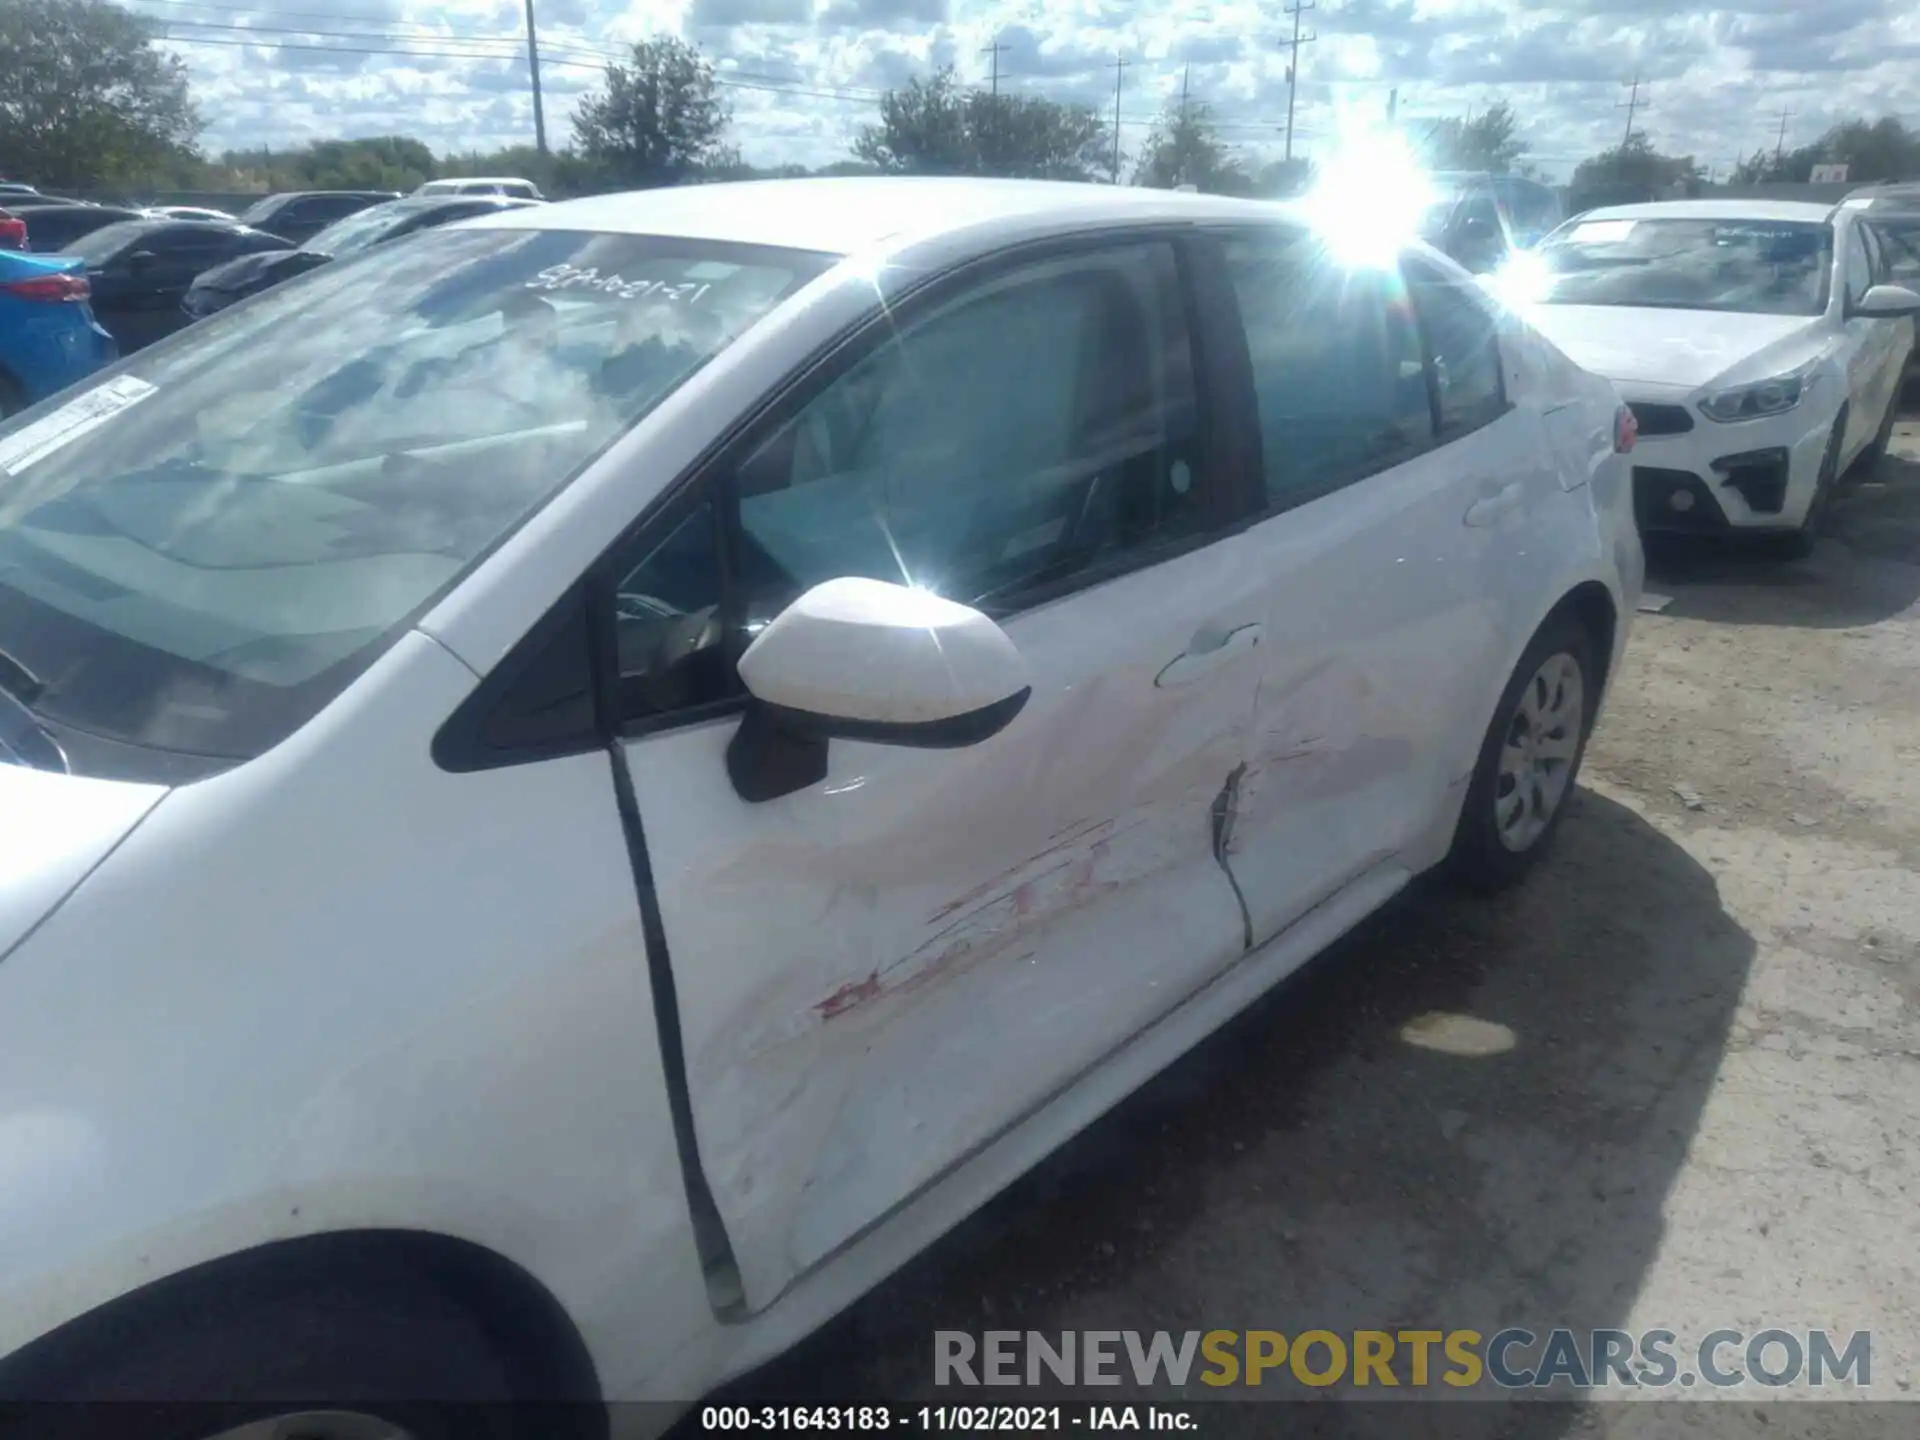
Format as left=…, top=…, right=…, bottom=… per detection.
left=1494, top=651, right=1584, bottom=853
left=202, top=1411, right=416, bottom=1440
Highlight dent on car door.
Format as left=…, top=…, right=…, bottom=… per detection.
left=608, top=238, right=1269, bottom=1310
left=1212, top=233, right=1531, bottom=944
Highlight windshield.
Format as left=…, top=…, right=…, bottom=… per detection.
left=305, top=202, right=408, bottom=257
left=59, top=220, right=152, bottom=263
left=0, top=225, right=834, bottom=776
left=1532, top=216, right=1834, bottom=316
left=237, top=195, right=287, bottom=225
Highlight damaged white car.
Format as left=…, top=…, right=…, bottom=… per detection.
left=0, top=178, right=1639, bottom=1437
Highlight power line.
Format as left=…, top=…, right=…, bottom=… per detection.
left=1282, top=0, right=1315, bottom=162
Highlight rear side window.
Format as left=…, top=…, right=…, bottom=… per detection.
left=1221, top=229, right=1433, bottom=511
left=1403, top=256, right=1509, bottom=436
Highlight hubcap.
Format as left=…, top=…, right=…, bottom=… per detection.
left=1495, top=652, right=1584, bottom=853
left=203, top=1411, right=416, bottom=1440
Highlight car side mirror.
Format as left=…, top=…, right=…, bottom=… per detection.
left=126, top=249, right=158, bottom=273
left=1850, top=283, right=1920, bottom=318
left=726, top=576, right=1032, bottom=804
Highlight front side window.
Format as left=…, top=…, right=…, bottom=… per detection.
left=1844, top=224, right=1874, bottom=307
left=1530, top=216, right=1834, bottom=317
left=611, top=241, right=1209, bottom=723
left=0, top=226, right=833, bottom=773
left=1404, top=257, right=1508, bottom=435
left=1877, top=221, right=1920, bottom=288
left=1222, top=229, right=1432, bottom=510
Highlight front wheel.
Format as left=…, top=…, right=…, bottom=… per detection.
left=1449, top=614, right=1597, bottom=892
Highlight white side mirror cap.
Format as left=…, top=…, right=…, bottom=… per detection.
left=729, top=577, right=1031, bottom=802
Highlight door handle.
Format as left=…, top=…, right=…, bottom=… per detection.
left=1464, top=481, right=1524, bottom=527
left=1155, top=623, right=1263, bottom=688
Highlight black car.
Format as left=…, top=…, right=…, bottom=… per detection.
left=9, top=203, right=144, bottom=253
left=234, top=189, right=399, bottom=246
left=1418, top=173, right=1565, bottom=272
left=184, top=194, right=541, bottom=319
left=59, top=219, right=290, bottom=353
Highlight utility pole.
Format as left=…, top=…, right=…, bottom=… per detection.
left=1774, top=106, right=1795, bottom=167
left=1282, top=0, right=1315, bottom=163
left=524, top=0, right=547, bottom=156
left=981, top=39, right=1009, bottom=98
left=1618, top=74, right=1646, bottom=151
left=1109, top=53, right=1129, bottom=184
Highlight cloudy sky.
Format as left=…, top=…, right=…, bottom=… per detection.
left=141, top=0, right=1920, bottom=181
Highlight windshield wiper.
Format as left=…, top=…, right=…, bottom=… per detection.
left=0, top=646, right=44, bottom=707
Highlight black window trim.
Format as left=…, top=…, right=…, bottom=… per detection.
left=595, top=224, right=1252, bottom=746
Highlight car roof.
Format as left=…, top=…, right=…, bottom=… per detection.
left=469, top=176, right=1286, bottom=255
left=432, top=176, right=534, bottom=186
left=1572, top=198, right=1838, bottom=224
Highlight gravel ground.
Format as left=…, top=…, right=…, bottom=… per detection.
left=707, top=412, right=1920, bottom=1437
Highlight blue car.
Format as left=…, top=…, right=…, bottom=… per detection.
left=0, top=248, right=118, bottom=417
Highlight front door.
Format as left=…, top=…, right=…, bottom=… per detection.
left=608, top=237, right=1269, bottom=1309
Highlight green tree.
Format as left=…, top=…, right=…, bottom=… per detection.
left=572, top=37, right=732, bottom=188
left=853, top=67, right=1109, bottom=181
left=1131, top=96, right=1248, bottom=194
left=0, top=0, right=200, bottom=190
left=1571, top=133, right=1705, bottom=197
left=1422, top=101, right=1527, bottom=175
left=1735, top=116, right=1920, bottom=185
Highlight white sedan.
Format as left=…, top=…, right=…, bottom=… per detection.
left=1506, top=198, right=1919, bottom=553
left=0, top=178, right=1640, bottom=1436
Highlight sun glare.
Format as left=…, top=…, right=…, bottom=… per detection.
left=1300, top=112, right=1438, bottom=269
left=1487, top=247, right=1555, bottom=310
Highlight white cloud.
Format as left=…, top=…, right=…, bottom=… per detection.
left=140, top=0, right=1918, bottom=179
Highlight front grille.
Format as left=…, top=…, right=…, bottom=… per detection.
left=1712, top=447, right=1790, bottom=515
left=1633, top=466, right=1727, bottom=532
left=1628, top=402, right=1695, bottom=436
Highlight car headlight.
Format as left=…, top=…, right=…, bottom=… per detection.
left=1698, top=369, right=1815, bottom=423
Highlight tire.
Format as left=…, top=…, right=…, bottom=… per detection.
left=0, top=1257, right=553, bottom=1440
left=1448, top=613, right=1597, bottom=892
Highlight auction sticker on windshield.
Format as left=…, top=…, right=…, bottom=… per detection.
left=0, top=375, right=157, bottom=476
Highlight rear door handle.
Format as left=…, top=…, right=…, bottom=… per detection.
left=1464, top=481, right=1524, bottom=527
left=1155, top=623, right=1263, bottom=688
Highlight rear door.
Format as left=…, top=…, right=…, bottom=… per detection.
left=1213, top=230, right=1532, bottom=942
left=609, top=235, right=1268, bottom=1308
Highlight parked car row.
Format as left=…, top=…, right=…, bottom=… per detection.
left=1501, top=197, right=1918, bottom=552
left=184, top=193, right=540, bottom=318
